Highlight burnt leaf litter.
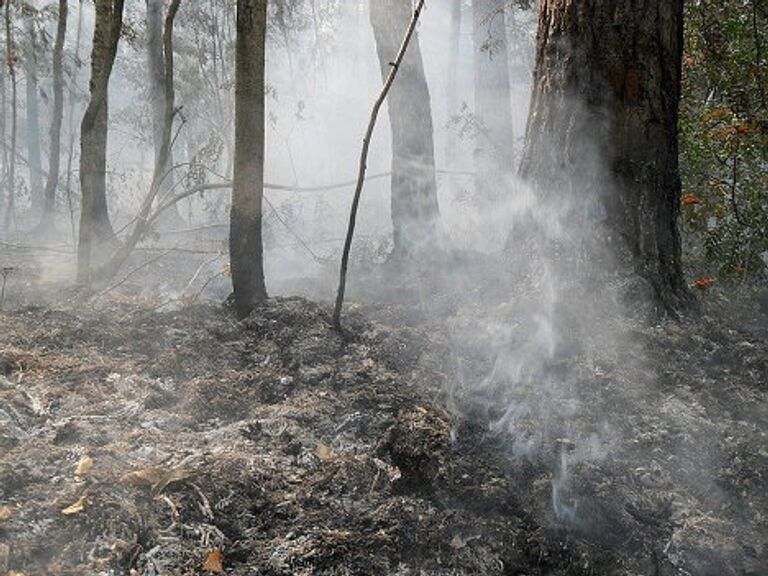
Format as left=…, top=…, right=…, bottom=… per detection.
left=0, top=284, right=767, bottom=575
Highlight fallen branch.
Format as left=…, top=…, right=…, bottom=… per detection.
left=332, top=0, right=427, bottom=331
left=139, top=169, right=473, bottom=236
left=92, top=247, right=176, bottom=301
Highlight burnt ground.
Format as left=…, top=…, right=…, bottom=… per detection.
left=0, top=254, right=767, bottom=575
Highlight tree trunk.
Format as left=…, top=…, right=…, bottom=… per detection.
left=64, top=0, right=85, bottom=244
left=230, top=0, right=268, bottom=318
left=520, top=0, right=691, bottom=312
left=0, top=6, right=6, bottom=215
left=77, top=0, right=125, bottom=283
left=370, top=0, right=443, bottom=260
left=472, top=0, right=515, bottom=201
left=39, top=0, right=68, bottom=228
left=445, top=0, right=462, bottom=166
left=25, top=18, right=43, bottom=215
left=3, top=0, right=17, bottom=233
left=145, top=0, right=182, bottom=227
left=90, top=0, right=182, bottom=284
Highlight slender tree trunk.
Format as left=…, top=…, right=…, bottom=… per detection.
left=77, top=0, right=125, bottom=283
left=445, top=0, right=462, bottom=166
left=25, top=18, right=43, bottom=215
left=472, top=0, right=514, bottom=202
left=145, top=0, right=182, bottom=226
left=64, top=0, right=84, bottom=244
left=91, top=0, right=182, bottom=283
left=39, top=0, right=68, bottom=228
left=0, top=9, right=6, bottom=207
left=370, top=0, right=443, bottom=260
left=230, top=0, right=268, bottom=318
left=520, top=0, right=691, bottom=312
left=3, top=0, right=17, bottom=233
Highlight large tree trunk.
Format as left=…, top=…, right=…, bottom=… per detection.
left=520, top=0, right=691, bottom=312
left=230, top=0, right=268, bottom=318
left=3, top=0, right=17, bottom=232
left=145, top=0, right=182, bottom=227
left=370, top=0, right=443, bottom=260
left=472, top=0, right=515, bottom=201
left=24, top=18, right=43, bottom=215
left=39, top=0, right=68, bottom=229
left=77, top=0, right=125, bottom=283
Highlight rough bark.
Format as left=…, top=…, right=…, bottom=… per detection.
left=77, top=0, right=125, bottom=283
left=472, top=0, right=515, bottom=201
left=520, top=0, right=691, bottom=312
left=39, top=0, right=68, bottom=228
left=3, top=0, right=17, bottom=233
left=24, top=18, right=43, bottom=214
left=230, top=0, right=268, bottom=318
left=370, top=0, right=443, bottom=260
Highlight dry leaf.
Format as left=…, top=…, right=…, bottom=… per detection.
left=0, top=506, right=13, bottom=521
left=315, top=443, right=334, bottom=461
left=120, top=466, right=167, bottom=488
left=150, top=467, right=195, bottom=497
left=202, top=549, right=224, bottom=573
left=693, top=276, right=716, bottom=290
left=61, top=495, right=87, bottom=515
left=75, top=455, right=93, bottom=476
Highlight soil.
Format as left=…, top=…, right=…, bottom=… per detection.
left=1, top=254, right=767, bottom=575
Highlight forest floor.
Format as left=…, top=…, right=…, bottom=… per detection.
left=1, top=249, right=767, bottom=576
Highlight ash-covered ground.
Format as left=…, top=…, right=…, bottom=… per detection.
left=0, top=252, right=767, bottom=575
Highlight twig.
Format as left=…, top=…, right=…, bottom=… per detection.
left=263, top=195, right=330, bottom=264
left=191, top=268, right=228, bottom=302
left=729, top=155, right=746, bottom=227
left=182, top=253, right=223, bottom=293
left=92, top=248, right=175, bottom=301
left=332, top=0, right=427, bottom=331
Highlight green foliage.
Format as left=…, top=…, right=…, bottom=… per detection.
left=680, top=0, right=768, bottom=281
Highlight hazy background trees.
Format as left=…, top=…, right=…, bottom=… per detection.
left=0, top=0, right=763, bottom=303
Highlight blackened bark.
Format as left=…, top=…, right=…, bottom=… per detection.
left=231, top=0, right=268, bottom=318
left=77, top=0, right=125, bottom=282
left=40, top=0, right=67, bottom=227
left=473, top=0, right=515, bottom=200
left=370, top=0, right=443, bottom=260
left=520, top=0, right=691, bottom=312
